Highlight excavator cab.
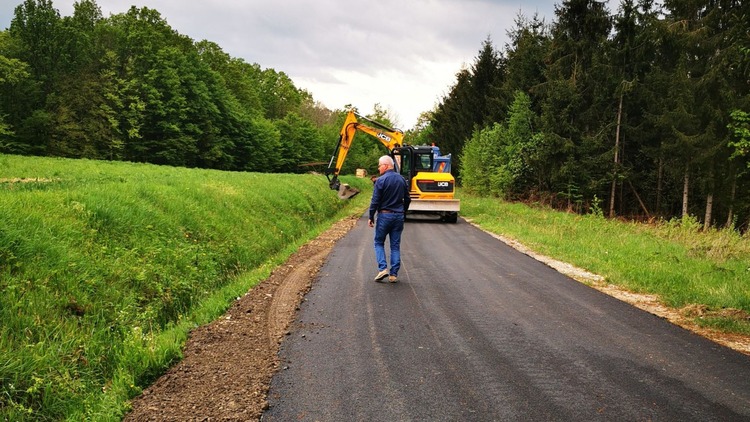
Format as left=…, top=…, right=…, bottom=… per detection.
left=392, top=146, right=456, bottom=198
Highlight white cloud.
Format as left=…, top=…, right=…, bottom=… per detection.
left=0, top=0, right=572, bottom=128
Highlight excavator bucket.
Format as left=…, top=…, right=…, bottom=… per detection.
left=337, top=183, right=360, bottom=200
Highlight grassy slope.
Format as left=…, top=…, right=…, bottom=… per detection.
left=0, top=154, right=370, bottom=421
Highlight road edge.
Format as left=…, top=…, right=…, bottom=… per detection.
left=465, top=219, right=750, bottom=356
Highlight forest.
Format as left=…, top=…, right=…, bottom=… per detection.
left=1, top=0, right=749, bottom=230
left=428, top=0, right=750, bottom=230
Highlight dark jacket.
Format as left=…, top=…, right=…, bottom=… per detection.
left=369, top=170, right=411, bottom=220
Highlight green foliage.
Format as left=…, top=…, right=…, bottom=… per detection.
left=431, top=38, right=506, bottom=177
left=0, top=154, right=369, bottom=420
left=256, top=68, right=309, bottom=120
left=434, top=0, right=750, bottom=229
left=274, top=112, right=326, bottom=173
left=243, top=116, right=282, bottom=172
left=589, top=194, right=604, bottom=217
left=0, top=44, right=29, bottom=85
left=9, top=0, right=61, bottom=90
left=0, top=33, right=30, bottom=144
left=729, top=109, right=750, bottom=167
left=501, top=12, right=549, bottom=106
left=0, top=0, right=334, bottom=174
left=460, top=122, right=504, bottom=195
left=405, top=110, right=435, bottom=146
left=460, top=91, right=542, bottom=198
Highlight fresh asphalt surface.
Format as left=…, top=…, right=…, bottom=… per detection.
left=263, top=213, right=750, bottom=421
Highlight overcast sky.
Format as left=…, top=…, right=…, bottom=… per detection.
left=0, top=1, right=617, bottom=129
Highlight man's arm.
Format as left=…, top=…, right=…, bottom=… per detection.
left=402, top=177, right=411, bottom=212
left=369, top=179, right=383, bottom=227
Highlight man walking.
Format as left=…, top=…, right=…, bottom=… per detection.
left=368, top=155, right=410, bottom=283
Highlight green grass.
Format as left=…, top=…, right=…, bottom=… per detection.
left=4, top=155, right=749, bottom=419
left=460, top=191, right=750, bottom=334
left=0, top=154, right=370, bottom=421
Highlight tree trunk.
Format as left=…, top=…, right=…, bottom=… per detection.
left=609, top=175, right=617, bottom=218
left=609, top=93, right=623, bottom=218
left=682, top=165, right=690, bottom=218
left=726, top=176, right=736, bottom=228
left=627, top=180, right=650, bottom=218
left=703, top=168, right=714, bottom=231
left=704, top=193, right=713, bottom=231
left=656, top=154, right=663, bottom=215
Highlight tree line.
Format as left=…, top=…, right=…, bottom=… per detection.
left=0, top=0, right=352, bottom=173
left=0, top=0, right=405, bottom=178
left=422, top=0, right=750, bottom=231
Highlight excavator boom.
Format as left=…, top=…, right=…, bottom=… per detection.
left=326, top=110, right=404, bottom=199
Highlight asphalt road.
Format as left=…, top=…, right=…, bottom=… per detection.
left=263, top=214, right=750, bottom=421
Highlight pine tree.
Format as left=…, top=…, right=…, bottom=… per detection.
left=538, top=0, right=612, bottom=207
left=431, top=38, right=505, bottom=179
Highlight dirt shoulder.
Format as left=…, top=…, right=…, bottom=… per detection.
left=124, top=215, right=750, bottom=421
left=124, top=215, right=360, bottom=421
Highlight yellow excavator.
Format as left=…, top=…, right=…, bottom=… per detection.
left=325, top=110, right=460, bottom=223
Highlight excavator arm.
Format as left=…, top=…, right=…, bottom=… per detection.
left=326, top=110, right=404, bottom=199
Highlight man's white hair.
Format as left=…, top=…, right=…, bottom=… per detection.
left=379, top=155, right=394, bottom=167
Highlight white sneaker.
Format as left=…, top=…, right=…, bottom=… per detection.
left=374, top=269, right=389, bottom=281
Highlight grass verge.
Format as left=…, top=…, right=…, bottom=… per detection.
left=459, top=191, right=750, bottom=335
left=0, top=154, right=370, bottom=421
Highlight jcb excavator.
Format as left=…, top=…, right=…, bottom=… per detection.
left=325, top=110, right=460, bottom=223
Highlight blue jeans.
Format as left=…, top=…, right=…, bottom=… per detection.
left=374, top=212, right=404, bottom=275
